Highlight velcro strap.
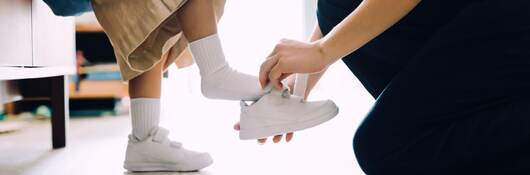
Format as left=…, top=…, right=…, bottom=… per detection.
left=152, top=128, right=170, bottom=143
left=170, top=141, right=182, bottom=148
left=293, top=74, right=308, bottom=98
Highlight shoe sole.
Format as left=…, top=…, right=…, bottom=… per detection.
left=239, top=101, right=339, bottom=140
left=124, top=154, right=213, bottom=172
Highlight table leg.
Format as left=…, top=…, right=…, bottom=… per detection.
left=49, top=75, right=69, bottom=149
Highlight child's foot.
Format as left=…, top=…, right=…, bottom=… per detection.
left=189, top=34, right=264, bottom=101
left=238, top=84, right=339, bottom=140
left=124, top=127, right=212, bottom=172
left=200, top=65, right=263, bottom=101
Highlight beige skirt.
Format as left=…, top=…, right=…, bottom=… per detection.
left=91, top=0, right=226, bottom=81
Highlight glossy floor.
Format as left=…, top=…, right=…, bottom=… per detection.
left=0, top=61, right=374, bottom=175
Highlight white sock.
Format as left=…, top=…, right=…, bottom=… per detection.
left=189, top=34, right=263, bottom=101
left=130, top=98, right=160, bottom=140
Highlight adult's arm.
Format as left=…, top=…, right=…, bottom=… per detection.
left=260, top=0, right=422, bottom=89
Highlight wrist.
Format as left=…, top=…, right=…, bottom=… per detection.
left=313, top=40, right=335, bottom=67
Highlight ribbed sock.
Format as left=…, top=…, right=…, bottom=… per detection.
left=130, top=98, right=160, bottom=140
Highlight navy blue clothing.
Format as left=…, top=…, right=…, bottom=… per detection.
left=317, top=0, right=480, bottom=98
left=43, top=0, right=92, bottom=16
left=317, top=0, right=530, bottom=174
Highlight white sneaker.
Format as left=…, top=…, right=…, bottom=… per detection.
left=239, top=85, right=339, bottom=140
left=124, top=127, right=213, bottom=172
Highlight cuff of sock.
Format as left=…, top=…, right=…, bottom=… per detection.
left=130, top=98, right=160, bottom=114
left=189, top=34, right=228, bottom=76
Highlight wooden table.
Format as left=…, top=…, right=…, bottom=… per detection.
left=0, top=0, right=76, bottom=149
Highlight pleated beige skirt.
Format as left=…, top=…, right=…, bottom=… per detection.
left=91, top=0, right=226, bottom=81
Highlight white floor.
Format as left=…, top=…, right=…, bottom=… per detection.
left=0, top=61, right=374, bottom=175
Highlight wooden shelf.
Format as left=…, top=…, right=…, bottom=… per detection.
left=69, top=94, right=122, bottom=99
left=76, top=23, right=104, bottom=33
left=69, top=80, right=128, bottom=99
left=78, top=64, right=119, bottom=74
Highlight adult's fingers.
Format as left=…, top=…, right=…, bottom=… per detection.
left=259, top=55, right=279, bottom=88
left=269, top=44, right=280, bottom=57
left=272, top=135, right=283, bottom=143
left=268, top=63, right=284, bottom=90
left=286, top=133, right=294, bottom=142
left=279, top=73, right=293, bottom=85
left=258, top=138, right=267, bottom=144
left=233, top=122, right=240, bottom=131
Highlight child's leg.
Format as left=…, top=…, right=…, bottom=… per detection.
left=177, top=0, right=218, bottom=42
left=129, top=57, right=164, bottom=98
left=128, top=55, right=165, bottom=140
left=125, top=54, right=213, bottom=172
left=177, top=0, right=263, bottom=101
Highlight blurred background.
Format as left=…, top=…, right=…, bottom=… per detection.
left=0, top=0, right=375, bottom=174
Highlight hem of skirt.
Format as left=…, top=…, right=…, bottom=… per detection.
left=121, top=0, right=189, bottom=80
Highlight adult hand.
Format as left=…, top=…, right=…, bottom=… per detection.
left=259, top=39, right=331, bottom=89
left=233, top=122, right=294, bottom=144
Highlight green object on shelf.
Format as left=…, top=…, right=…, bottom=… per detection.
left=35, top=105, right=52, bottom=118
left=0, top=105, right=4, bottom=121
